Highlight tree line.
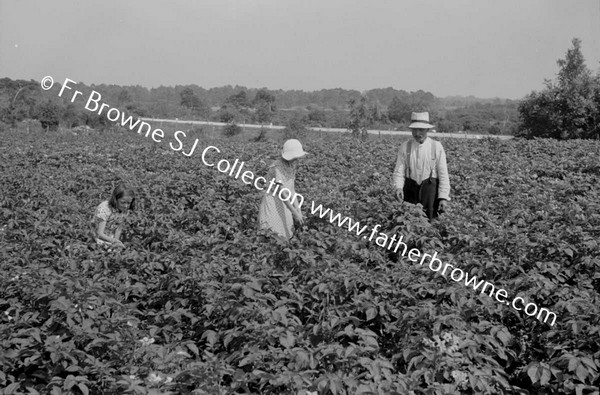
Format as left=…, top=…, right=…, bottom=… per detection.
left=0, top=79, right=520, bottom=136
left=1, top=38, right=597, bottom=139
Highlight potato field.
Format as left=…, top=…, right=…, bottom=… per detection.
left=1, top=127, right=599, bottom=394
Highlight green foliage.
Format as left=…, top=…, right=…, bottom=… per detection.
left=124, top=103, right=147, bottom=117
left=1, top=130, right=599, bottom=394
left=307, top=106, right=327, bottom=126
left=252, top=128, right=269, bottom=142
left=282, top=113, right=308, bottom=140
left=348, top=97, right=374, bottom=139
left=61, top=104, right=81, bottom=128
left=0, top=78, right=519, bottom=135
left=253, top=89, right=276, bottom=123
left=435, top=119, right=455, bottom=134
left=36, top=100, right=61, bottom=131
left=218, top=106, right=237, bottom=123
left=180, top=87, right=210, bottom=118
left=81, top=112, right=109, bottom=131
left=222, top=123, right=242, bottom=137
left=255, top=101, right=274, bottom=124
left=219, top=90, right=255, bottom=124
left=118, top=89, right=133, bottom=105
left=387, top=96, right=411, bottom=124
left=517, top=38, right=600, bottom=139
left=0, top=120, right=11, bottom=132
left=224, top=90, right=250, bottom=109
left=0, top=79, right=43, bottom=126
left=437, top=101, right=519, bottom=135
left=487, top=124, right=502, bottom=135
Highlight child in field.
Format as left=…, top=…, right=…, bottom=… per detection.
left=92, top=183, right=136, bottom=248
left=258, top=139, right=306, bottom=241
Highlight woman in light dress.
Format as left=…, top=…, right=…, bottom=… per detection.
left=257, top=139, right=307, bottom=241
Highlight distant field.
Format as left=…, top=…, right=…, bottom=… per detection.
left=1, top=128, right=598, bottom=394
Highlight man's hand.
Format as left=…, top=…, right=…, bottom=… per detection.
left=438, top=199, right=449, bottom=213
left=395, top=188, right=404, bottom=201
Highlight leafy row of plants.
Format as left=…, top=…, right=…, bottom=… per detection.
left=1, top=128, right=599, bottom=394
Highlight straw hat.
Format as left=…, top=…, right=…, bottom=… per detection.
left=282, top=139, right=307, bottom=160
left=409, top=112, right=434, bottom=129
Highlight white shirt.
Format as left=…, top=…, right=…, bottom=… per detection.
left=392, top=137, right=451, bottom=201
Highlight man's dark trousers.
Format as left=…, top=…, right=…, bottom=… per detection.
left=403, top=177, right=441, bottom=220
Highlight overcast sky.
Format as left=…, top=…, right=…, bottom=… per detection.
left=1, top=0, right=599, bottom=99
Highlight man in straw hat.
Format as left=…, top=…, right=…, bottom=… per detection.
left=392, top=112, right=450, bottom=220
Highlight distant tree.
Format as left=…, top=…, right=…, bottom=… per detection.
left=487, top=124, right=502, bottom=135
left=180, top=87, right=209, bottom=117
left=370, top=102, right=383, bottom=123
left=283, top=113, right=308, bottom=140
left=36, top=100, right=60, bottom=131
left=124, top=103, right=147, bottom=117
left=62, top=104, right=81, bottom=127
left=387, top=96, right=411, bottom=124
left=219, top=108, right=236, bottom=123
left=82, top=111, right=109, bottom=130
left=410, top=90, right=436, bottom=110
left=348, top=96, right=374, bottom=139
left=253, top=89, right=276, bottom=110
left=117, top=89, right=132, bottom=105
left=217, top=102, right=251, bottom=125
left=307, top=107, right=327, bottom=125
left=366, top=87, right=410, bottom=107
left=517, top=38, right=600, bottom=139
left=0, top=79, right=41, bottom=125
left=255, top=102, right=273, bottom=124
left=224, top=90, right=250, bottom=109
left=253, top=89, right=277, bottom=124
left=436, top=119, right=456, bottom=134
left=461, top=116, right=486, bottom=133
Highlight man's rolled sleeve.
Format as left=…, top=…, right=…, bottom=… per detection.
left=437, top=145, right=451, bottom=201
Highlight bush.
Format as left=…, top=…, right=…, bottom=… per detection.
left=487, top=124, right=502, bottom=135
left=283, top=114, right=308, bottom=140
left=36, top=101, right=60, bottom=131
left=252, top=128, right=268, bottom=142
left=517, top=38, right=600, bottom=140
left=222, top=123, right=242, bottom=137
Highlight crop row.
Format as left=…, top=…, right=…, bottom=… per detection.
left=1, top=129, right=599, bottom=394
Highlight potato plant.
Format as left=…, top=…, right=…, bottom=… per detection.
left=1, top=128, right=599, bottom=394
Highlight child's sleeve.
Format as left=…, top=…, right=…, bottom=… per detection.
left=94, top=204, right=110, bottom=223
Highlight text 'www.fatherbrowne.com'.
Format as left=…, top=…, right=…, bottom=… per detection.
left=308, top=201, right=557, bottom=327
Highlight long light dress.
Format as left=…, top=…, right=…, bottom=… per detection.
left=257, top=159, right=297, bottom=240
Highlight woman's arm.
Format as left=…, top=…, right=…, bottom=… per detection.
left=283, top=198, right=303, bottom=223
left=271, top=182, right=303, bottom=223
